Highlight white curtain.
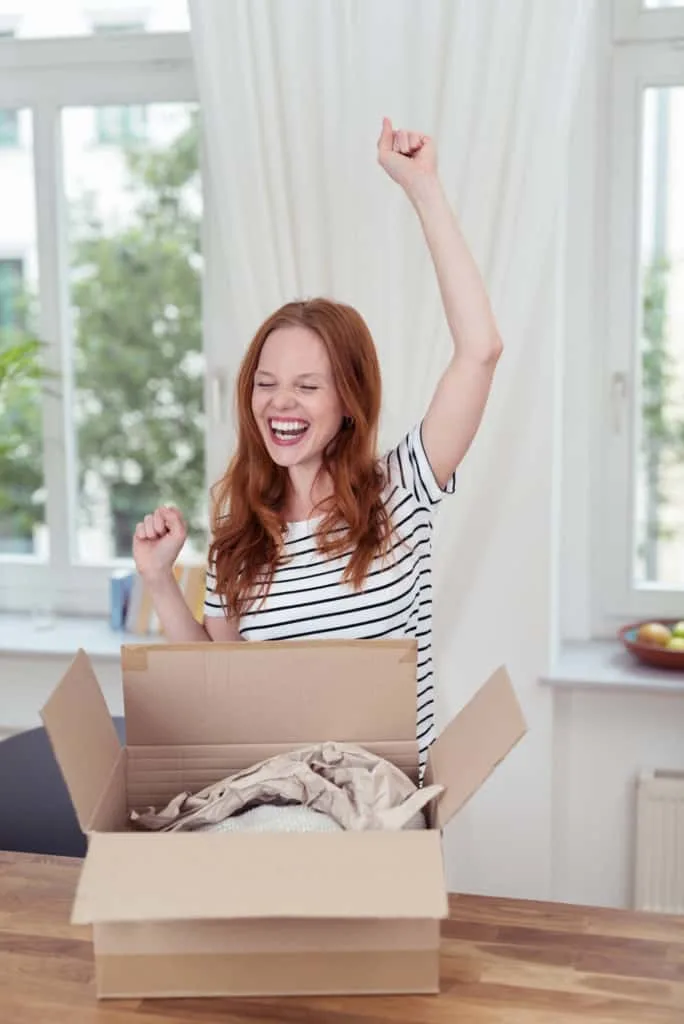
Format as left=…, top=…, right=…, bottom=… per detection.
left=189, top=0, right=596, bottom=898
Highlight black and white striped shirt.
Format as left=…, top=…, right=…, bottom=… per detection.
left=204, top=423, right=456, bottom=767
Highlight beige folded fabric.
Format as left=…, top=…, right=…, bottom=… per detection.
left=130, top=742, right=443, bottom=833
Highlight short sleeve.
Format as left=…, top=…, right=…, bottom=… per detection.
left=203, top=559, right=227, bottom=618
left=385, top=421, right=456, bottom=509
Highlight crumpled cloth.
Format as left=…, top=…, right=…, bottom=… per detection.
left=129, top=742, right=443, bottom=833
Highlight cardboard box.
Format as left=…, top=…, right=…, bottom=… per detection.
left=41, top=639, right=526, bottom=999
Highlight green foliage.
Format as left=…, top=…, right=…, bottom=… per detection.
left=642, top=259, right=672, bottom=444
left=0, top=334, right=44, bottom=393
left=0, top=331, right=46, bottom=548
left=640, top=257, right=684, bottom=554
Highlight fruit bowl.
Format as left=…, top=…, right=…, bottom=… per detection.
left=619, top=619, right=684, bottom=670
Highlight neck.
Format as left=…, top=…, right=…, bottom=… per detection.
left=285, top=462, right=334, bottom=521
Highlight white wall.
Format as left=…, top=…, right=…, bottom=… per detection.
left=552, top=686, right=684, bottom=908
left=0, top=655, right=123, bottom=738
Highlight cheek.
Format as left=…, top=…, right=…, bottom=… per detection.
left=251, top=389, right=266, bottom=417
left=311, top=394, right=342, bottom=430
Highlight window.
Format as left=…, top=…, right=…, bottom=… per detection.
left=95, top=104, right=147, bottom=145
left=0, top=30, right=18, bottom=147
left=0, top=110, right=18, bottom=147
left=599, top=2, right=684, bottom=626
left=0, top=26, right=204, bottom=615
left=635, top=87, right=684, bottom=590
left=63, top=101, right=203, bottom=563
left=0, top=110, right=45, bottom=560
left=0, top=1, right=189, bottom=38
left=0, top=258, right=23, bottom=329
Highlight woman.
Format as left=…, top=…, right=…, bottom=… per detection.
left=133, top=118, right=502, bottom=768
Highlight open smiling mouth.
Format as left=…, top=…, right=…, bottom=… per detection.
left=268, top=418, right=310, bottom=446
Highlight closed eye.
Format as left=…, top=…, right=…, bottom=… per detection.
left=299, top=385, right=319, bottom=392
left=255, top=381, right=275, bottom=388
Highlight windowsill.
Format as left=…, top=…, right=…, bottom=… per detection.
left=1, top=616, right=682, bottom=696
left=543, top=640, right=684, bottom=695
left=0, top=613, right=162, bottom=659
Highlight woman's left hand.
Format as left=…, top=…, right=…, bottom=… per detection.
left=376, top=117, right=437, bottom=195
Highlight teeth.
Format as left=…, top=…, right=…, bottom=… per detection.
left=270, top=419, right=308, bottom=433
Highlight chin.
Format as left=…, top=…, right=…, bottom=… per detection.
left=266, top=446, right=305, bottom=468
left=259, top=431, right=308, bottom=466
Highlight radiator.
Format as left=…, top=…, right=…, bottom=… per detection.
left=634, top=770, right=684, bottom=914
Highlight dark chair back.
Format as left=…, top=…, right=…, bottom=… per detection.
left=0, top=717, right=125, bottom=857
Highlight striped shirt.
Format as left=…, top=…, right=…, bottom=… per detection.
left=204, top=422, right=456, bottom=767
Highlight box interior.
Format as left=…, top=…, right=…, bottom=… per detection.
left=42, top=640, right=526, bottom=838
left=44, top=640, right=430, bottom=829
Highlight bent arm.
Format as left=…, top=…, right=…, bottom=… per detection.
left=143, top=571, right=222, bottom=641
left=409, top=177, right=502, bottom=488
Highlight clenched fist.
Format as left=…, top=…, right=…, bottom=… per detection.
left=132, top=505, right=187, bottom=581
left=377, top=116, right=437, bottom=195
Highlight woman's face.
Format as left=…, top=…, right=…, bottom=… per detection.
left=251, top=325, right=345, bottom=471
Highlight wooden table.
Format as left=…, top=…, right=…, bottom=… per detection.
left=1, top=851, right=683, bottom=1023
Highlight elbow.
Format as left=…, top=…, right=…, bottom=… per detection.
left=451, top=331, right=503, bottom=372
left=468, top=332, right=503, bottom=368
left=487, top=332, right=504, bottom=365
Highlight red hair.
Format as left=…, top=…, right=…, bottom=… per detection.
left=208, top=298, right=393, bottom=616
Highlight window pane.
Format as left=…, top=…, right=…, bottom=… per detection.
left=0, top=110, right=19, bottom=148
left=0, top=111, right=46, bottom=557
left=0, top=0, right=189, bottom=37
left=635, top=87, right=684, bottom=588
left=62, top=103, right=205, bottom=563
left=95, top=106, right=148, bottom=146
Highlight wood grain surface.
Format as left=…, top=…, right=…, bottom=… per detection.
left=1, top=850, right=683, bottom=1022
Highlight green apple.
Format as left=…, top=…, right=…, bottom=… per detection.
left=666, top=636, right=684, bottom=652
left=672, top=621, right=684, bottom=639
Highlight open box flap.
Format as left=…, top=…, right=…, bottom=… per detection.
left=71, top=829, right=448, bottom=925
left=425, top=666, right=527, bottom=830
left=40, top=649, right=123, bottom=832
left=121, top=640, right=418, bottom=747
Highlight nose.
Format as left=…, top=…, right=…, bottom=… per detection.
left=269, top=387, right=297, bottom=411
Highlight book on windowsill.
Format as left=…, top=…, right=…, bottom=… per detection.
left=122, top=564, right=206, bottom=636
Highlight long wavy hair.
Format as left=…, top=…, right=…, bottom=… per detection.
left=208, top=298, right=394, bottom=616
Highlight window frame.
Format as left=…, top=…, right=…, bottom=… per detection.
left=613, top=0, right=684, bottom=42
left=0, top=32, right=199, bottom=616
left=595, top=3, right=684, bottom=633
left=0, top=28, right=19, bottom=148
